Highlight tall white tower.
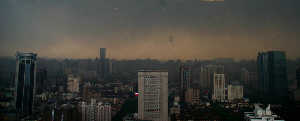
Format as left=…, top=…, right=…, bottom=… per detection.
left=138, top=70, right=168, bottom=121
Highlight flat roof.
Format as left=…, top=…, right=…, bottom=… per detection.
left=138, top=69, right=168, bottom=72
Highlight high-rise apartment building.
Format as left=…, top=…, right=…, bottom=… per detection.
left=212, top=73, right=225, bottom=102
left=257, top=51, right=288, bottom=103
left=15, top=52, right=37, bottom=116
left=138, top=70, right=168, bottom=121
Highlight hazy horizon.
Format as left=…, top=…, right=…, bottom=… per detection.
left=1, top=0, right=300, bottom=60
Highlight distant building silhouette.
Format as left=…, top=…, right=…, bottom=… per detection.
left=100, top=48, right=106, bottom=60
left=241, top=68, right=249, bottom=86
left=199, top=65, right=224, bottom=94
left=179, top=65, right=191, bottom=100
left=98, top=48, right=111, bottom=79
left=297, top=67, right=300, bottom=89
left=241, top=68, right=258, bottom=90
left=138, top=70, right=168, bottom=121
left=257, top=51, right=288, bottom=104
left=15, top=52, right=37, bottom=117
left=36, top=68, right=47, bottom=94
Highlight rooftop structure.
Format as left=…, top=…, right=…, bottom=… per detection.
left=244, top=104, right=284, bottom=121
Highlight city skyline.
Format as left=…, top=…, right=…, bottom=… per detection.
left=1, top=0, right=300, bottom=60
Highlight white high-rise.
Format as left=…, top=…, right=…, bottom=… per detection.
left=212, top=73, right=226, bottom=102
left=138, top=70, right=168, bottom=121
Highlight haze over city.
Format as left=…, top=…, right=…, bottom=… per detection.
left=1, top=0, right=300, bottom=60
left=2, top=0, right=300, bottom=121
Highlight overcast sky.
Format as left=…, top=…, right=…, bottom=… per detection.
left=0, top=0, right=299, bottom=60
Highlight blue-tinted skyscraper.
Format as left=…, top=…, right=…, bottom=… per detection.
left=257, top=51, right=288, bottom=103
left=15, top=52, right=37, bottom=116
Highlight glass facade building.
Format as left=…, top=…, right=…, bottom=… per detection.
left=15, top=52, right=37, bottom=116
left=257, top=51, right=288, bottom=103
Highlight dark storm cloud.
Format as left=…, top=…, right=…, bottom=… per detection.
left=0, top=0, right=299, bottom=59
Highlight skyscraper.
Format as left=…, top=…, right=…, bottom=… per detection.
left=100, top=48, right=106, bottom=60
left=212, top=73, right=226, bottom=102
left=15, top=52, right=37, bottom=116
left=257, top=51, right=288, bottom=103
left=98, top=48, right=110, bottom=79
left=138, top=70, right=168, bottom=121
left=297, top=67, right=300, bottom=88
left=179, top=65, right=191, bottom=99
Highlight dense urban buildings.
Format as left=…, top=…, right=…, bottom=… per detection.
left=1, top=0, right=299, bottom=121
left=212, top=73, right=226, bottom=102
left=257, top=51, right=288, bottom=103
left=80, top=99, right=112, bottom=121
left=138, top=70, right=168, bottom=121
left=199, top=65, right=224, bottom=90
left=185, top=88, right=201, bottom=105
left=15, top=52, right=37, bottom=117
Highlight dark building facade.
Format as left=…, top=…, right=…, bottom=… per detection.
left=297, top=67, right=300, bottom=88
left=257, top=51, right=288, bottom=103
left=15, top=52, right=37, bottom=116
left=100, top=48, right=106, bottom=60
left=179, top=65, right=191, bottom=100
left=98, top=48, right=110, bottom=79
left=36, top=68, right=47, bottom=94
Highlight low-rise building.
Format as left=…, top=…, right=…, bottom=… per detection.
left=244, top=104, right=284, bottom=121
